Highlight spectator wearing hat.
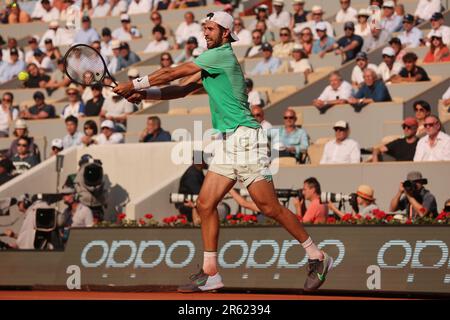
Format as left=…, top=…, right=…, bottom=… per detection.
left=377, top=47, right=403, bottom=83
left=328, top=184, right=378, bottom=219
left=11, top=137, right=40, bottom=176
left=174, top=36, right=198, bottom=64
left=21, top=91, right=56, bottom=120
left=81, top=120, right=98, bottom=147
left=427, top=12, right=450, bottom=46
left=61, top=85, right=85, bottom=119
left=127, top=0, right=151, bottom=15
left=414, top=115, right=450, bottom=161
left=268, top=0, right=291, bottom=29
left=31, top=0, right=60, bottom=22
left=7, top=119, right=40, bottom=160
left=60, top=185, right=94, bottom=228
left=290, top=0, right=309, bottom=29
left=245, top=30, right=263, bottom=58
left=333, top=22, right=364, bottom=64
left=2, top=48, right=26, bottom=83
left=96, top=120, right=124, bottom=144
left=175, top=11, right=202, bottom=49
left=250, top=43, right=282, bottom=75
left=139, top=116, right=171, bottom=143
left=74, top=16, right=100, bottom=45
left=1, top=38, right=24, bottom=63
left=293, top=27, right=314, bottom=56
left=355, top=9, right=371, bottom=37
left=0, top=158, right=15, bottom=186
left=320, top=121, right=360, bottom=164
left=62, top=115, right=83, bottom=149
left=112, top=14, right=142, bottom=42
left=362, top=20, right=392, bottom=53
left=380, top=1, right=402, bottom=33
left=39, top=20, right=68, bottom=47
left=307, top=6, right=334, bottom=39
left=423, top=30, right=450, bottom=63
left=117, top=42, right=141, bottom=71
left=389, top=37, right=407, bottom=63
left=372, top=117, right=419, bottom=162
left=31, top=48, right=54, bottom=73
left=251, top=105, right=272, bottom=130
left=392, top=52, right=431, bottom=83
left=232, top=17, right=252, bottom=47
left=287, top=44, right=312, bottom=82
left=414, top=0, right=441, bottom=23
left=43, top=38, right=62, bottom=63
left=7, top=2, right=31, bottom=24
left=0, top=92, right=18, bottom=137
left=390, top=171, right=438, bottom=220
left=312, top=22, right=336, bottom=57
left=144, top=25, right=170, bottom=53
left=100, top=93, right=134, bottom=130
left=248, top=5, right=273, bottom=32
left=335, top=0, right=357, bottom=23
left=25, top=37, right=40, bottom=64
left=84, top=84, right=105, bottom=117
left=50, top=138, right=64, bottom=156
left=398, top=14, right=423, bottom=48
left=348, top=68, right=392, bottom=110
left=100, top=28, right=113, bottom=58
left=107, top=40, right=121, bottom=74
left=351, top=52, right=378, bottom=89
left=273, top=28, right=295, bottom=59
left=92, top=0, right=110, bottom=17
left=313, top=72, right=352, bottom=112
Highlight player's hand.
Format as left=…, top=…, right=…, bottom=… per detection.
left=398, top=182, right=405, bottom=194
left=184, top=200, right=196, bottom=208
left=126, top=91, right=146, bottom=104
left=113, top=81, right=135, bottom=98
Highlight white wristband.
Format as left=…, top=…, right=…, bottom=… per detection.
left=145, top=87, right=162, bottom=100
left=132, top=76, right=150, bottom=90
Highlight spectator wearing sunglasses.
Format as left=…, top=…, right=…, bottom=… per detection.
left=414, top=115, right=450, bottom=161
left=398, top=14, right=423, bottom=49
left=423, top=30, right=450, bottom=63
left=426, top=12, right=450, bottom=46
left=232, top=17, right=252, bottom=46
left=372, top=117, right=419, bottom=162
left=320, top=121, right=360, bottom=164
left=11, top=137, right=40, bottom=175
left=268, top=0, right=291, bottom=29
left=251, top=105, right=272, bottom=130
left=335, top=0, right=357, bottom=23
left=0, top=92, right=18, bottom=137
left=412, top=100, right=432, bottom=138
left=293, top=26, right=313, bottom=55
left=312, top=22, right=335, bottom=58
left=245, top=30, right=263, bottom=58
left=332, top=22, right=363, bottom=64
left=273, top=28, right=295, bottom=58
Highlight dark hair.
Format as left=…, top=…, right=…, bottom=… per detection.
left=17, top=136, right=31, bottom=146
left=402, top=52, right=418, bottom=62
left=152, top=25, right=166, bottom=36
left=304, top=177, right=321, bottom=195
left=3, top=92, right=13, bottom=101
left=65, top=115, right=78, bottom=126
left=84, top=120, right=98, bottom=135
left=280, top=27, right=291, bottom=35
left=148, top=116, right=161, bottom=127
left=413, top=100, right=431, bottom=112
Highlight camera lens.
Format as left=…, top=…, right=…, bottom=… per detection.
left=83, top=163, right=103, bottom=186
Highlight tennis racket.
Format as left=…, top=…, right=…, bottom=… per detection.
left=63, top=44, right=118, bottom=88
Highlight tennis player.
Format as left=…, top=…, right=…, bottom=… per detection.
left=113, top=11, right=333, bottom=293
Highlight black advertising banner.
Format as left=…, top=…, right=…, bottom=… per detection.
left=1, top=226, right=449, bottom=294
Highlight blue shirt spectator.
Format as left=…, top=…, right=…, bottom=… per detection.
left=2, top=54, right=26, bottom=83
left=74, top=16, right=100, bottom=45
left=139, top=116, right=172, bottom=143
left=312, top=36, right=335, bottom=54
left=117, top=42, right=141, bottom=71
left=353, top=79, right=392, bottom=102
left=250, top=42, right=281, bottom=75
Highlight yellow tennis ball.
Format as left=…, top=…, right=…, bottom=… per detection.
left=18, top=71, right=29, bottom=81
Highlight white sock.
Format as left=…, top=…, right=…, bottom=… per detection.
left=301, top=237, right=323, bottom=260
left=203, top=251, right=218, bottom=276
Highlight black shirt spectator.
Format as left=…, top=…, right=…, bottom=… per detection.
left=139, top=116, right=172, bottom=143
left=84, top=84, right=105, bottom=117
left=384, top=138, right=418, bottom=161
left=398, top=66, right=430, bottom=81
left=393, top=52, right=431, bottom=83
left=335, top=22, right=363, bottom=63
left=177, top=160, right=206, bottom=222
left=142, top=129, right=171, bottom=142
left=0, top=158, right=15, bottom=186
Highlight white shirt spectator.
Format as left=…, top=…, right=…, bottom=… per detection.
left=289, top=59, right=312, bottom=73
left=377, top=61, right=403, bottom=82
left=261, top=120, right=272, bottom=130
left=351, top=64, right=379, bottom=85
left=110, top=0, right=128, bottom=16
left=38, top=7, right=60, bottom=22
left=268, top=10, right=291, bottom=29
left=246, top=45, right=262, bottom=58
left=414, top=0, right=441, bottom=21
left=102, top=96, right=134, bottom=117
left=74, top=28, right=100, bottom=45
left=112, top=26, right=141, bottom=41
left=427, top=26, right=450, bottom=46
left=414, top=131, right=450, bottom=161
left=96, top=132, right=124, bottom=144
left=355, top=24, right=371, bottom=37
left=233, top=29, right=252, bottom=46
left=398, top=27, right=423, bottom=48
left=442, top=86, right=450, bottom=100
left=62, top=131, right=83, bottom=149
left=70, top=203, right=94, bottom=227
left=101, top=40, right=113, bottom=57
left=2, top=60, right=26, bottom=82
left=381, top=15, right=403, bottom=34
left=61, top=102, right=85, bottom=119
left=302, top=21, right=334, bottom=39
left=175, top=21, right=202, bottom=46
left=40, top=28, right=71, bottom=47
left=92, top=3, right=111, bottom=17
left=248, top=90, right=263, bottom=106
left=82, top=87, right=93, bottom=103
left=144, top=39, right=170, bottom=53
left=0, top=106, right=11, bottom=134
left=127, top=0, right=151, bottom=15
left=317, top=81, right=352, bottom=102
left=2, top=48, right=24, bottom=63
left=335, top=7, right=358, bottom=23
left=31, top=56, right=55, bottom=72
left=320, top=138, right=361, bottom=164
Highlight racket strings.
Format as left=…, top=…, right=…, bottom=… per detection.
left=65, top=46, right=106, bottom=86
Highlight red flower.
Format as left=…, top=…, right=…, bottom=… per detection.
left=341, top=214, right=353, bottom=222
left=236, top=213, right=244, bottom=219
left=179, top=219, right=187, bottom=225
left=226, top=214, right=233, bottom=220
left=354, top=214, right=362, bottom=220
left=365, top=216, right=373, bottom=221
left=163, top=217, right=170, bottom=224
left=117, top=213, right=126, bottom=221
left=436, top=211, right=446, bottom=221
left=170, top=216, right=178, bottom=223
left=178, top=214, right=187, bottom=220
left=405, top=218, right=412, bottom=225
left=243, top=215, right=252, bottom=222
left=251, top=216, right=258, bottom=222
left=139, top=218, right=145, bottom=225
left=327, top=217, right=336, bottom=224
left=230, top=220, right=237, bottom=225
left=145, top=214, right=154, bottom=219
left=374, top=210, right=386, bottom=220
left=386, top=215, right=394, bottom=222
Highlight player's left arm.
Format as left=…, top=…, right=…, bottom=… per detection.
left=125, top=81, right=204, bottom=104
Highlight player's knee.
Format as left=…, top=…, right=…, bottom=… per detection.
left=196, top=198, right=216, bottom=216
left=260, top=203, right=283, bottom=219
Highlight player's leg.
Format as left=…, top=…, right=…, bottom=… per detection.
left=246, top=179, right=333, bottom=291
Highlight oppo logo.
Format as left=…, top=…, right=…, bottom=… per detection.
left=80, top=239, right=345, bottom=269
left=377, top=240, right=450, bottom=269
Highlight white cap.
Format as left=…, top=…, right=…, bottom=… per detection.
left=257, top=4, right=269, bottom=10
left=101, top=120, right=115, bottom=129
left=358, top=8, right=370, bottom=16
left=315, top=21, right=327, bottom=31
left=205, top=11, right=239, bottom=42
left=292, top=43, right=303, bottom=51
left=51, top=138, right=63, bottom=149
left=429, top=29, right=443, bottom=38
left=312, top=5, right=323, bottom=13
left=293, top=25, right=304, bottom=34
left=382, top=46, right=395, bottom=56
left=15, top=119, right=27, bottom=129
left=192, top=47, right=205, bottom=57
left=382, top=0, right=395, bottom=8
left=127, top=67, right=139, bottom=77
left=111, top=39, right=121, bottom=49
left=120, top=13, right=130, bottom=21
left=333, top=120, right=349, bottom=129
left=49, top=20, right=59, bottom=28
left=273, top=0, right=284, bottom=6
left=293, top=0, right=305, bottom=4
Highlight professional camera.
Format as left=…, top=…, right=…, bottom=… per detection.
left=275, top=189, right=303, bottom=200
left=321, top=192, right=359, bottom=213
left=169, top=193, right=199, bottom=204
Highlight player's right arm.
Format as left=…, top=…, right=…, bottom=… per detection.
left=126, top=81, right=203, bottom=103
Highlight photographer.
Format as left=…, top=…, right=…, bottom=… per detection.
left=60, top=186, right=94, bottom=228
left=294, top=177, right=327, bottom=224
left=390, top=171, right=438, bottom=220
left=73, top=154, right=109, bottom=222
left=327, top=185, right=378, bottom=219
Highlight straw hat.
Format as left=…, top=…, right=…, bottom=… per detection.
left=356, top=185, right=375, bottom=201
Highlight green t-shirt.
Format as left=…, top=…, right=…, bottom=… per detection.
left=194, top=43, right=260, bottom=133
